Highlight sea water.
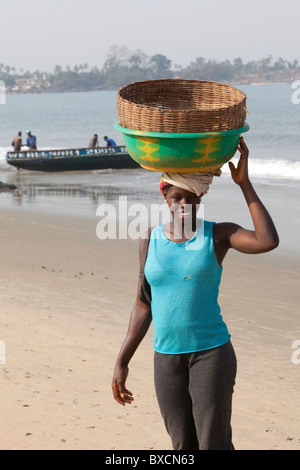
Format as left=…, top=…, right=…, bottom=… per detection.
left=0, top=84, right=299, bottom=259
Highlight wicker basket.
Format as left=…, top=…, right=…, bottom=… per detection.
left=117, top=79, right=247, bottom=133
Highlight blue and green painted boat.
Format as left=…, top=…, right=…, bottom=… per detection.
left=6, top=145, right=140, bottom=172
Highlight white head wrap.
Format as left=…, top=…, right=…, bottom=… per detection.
left=161, top=170, right=221, bottom=196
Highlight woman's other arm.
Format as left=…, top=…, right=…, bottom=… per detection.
left=112, top=237, right=152, bottom=406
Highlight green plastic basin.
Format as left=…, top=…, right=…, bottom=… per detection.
left=115, top=122, right=250, bottom=173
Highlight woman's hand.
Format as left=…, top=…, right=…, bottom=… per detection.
left=228, top=137, right=250, bottom=187
left=112, top=364, right=134, bottom=406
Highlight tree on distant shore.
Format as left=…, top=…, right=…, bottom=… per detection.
left=149, top=54, right=173, bottom=78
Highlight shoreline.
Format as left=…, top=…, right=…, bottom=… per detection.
left=4, top=80, right=295, bottom=96
left=0, top=171, right=298, bottom=265
left=0, top=207, right=299, bottom=450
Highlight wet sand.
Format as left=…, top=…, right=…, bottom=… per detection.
left=0, top=207, right=299, bottom=450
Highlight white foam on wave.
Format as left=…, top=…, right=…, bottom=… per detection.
left=0, top=147, right=10, bottom=159
left=0, top=148, right=13, bottom=171
left=220, top=157, right=300, bottom=181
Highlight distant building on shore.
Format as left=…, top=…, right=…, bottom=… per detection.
left=7, top=73, right=51, bottom=94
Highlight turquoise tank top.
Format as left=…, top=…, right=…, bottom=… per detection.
left=144, top=220, right=230, bottom=354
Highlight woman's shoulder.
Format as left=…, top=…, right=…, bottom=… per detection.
left=141, top=225, right=160, bottom=240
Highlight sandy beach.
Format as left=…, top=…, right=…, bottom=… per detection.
left=0, top=206, right=299, bottom=451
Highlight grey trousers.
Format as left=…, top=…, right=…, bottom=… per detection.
left=154, top=341, right=237, bottom=450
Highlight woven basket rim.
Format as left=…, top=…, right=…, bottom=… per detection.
left=117, top=79, right=247, bottom=133
left=118, top=78, right=246, bottom=89
left=117, top=79, right=246, bottom=109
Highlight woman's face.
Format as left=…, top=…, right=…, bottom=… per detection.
left=164, top=186, right=201, bottom=225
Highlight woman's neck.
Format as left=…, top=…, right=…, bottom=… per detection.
left=164, top=218, right=201, bottom=243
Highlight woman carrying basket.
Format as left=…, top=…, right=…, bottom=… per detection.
left=111, top=138, right=279, bottom=450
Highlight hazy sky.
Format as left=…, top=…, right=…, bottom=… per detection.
left=1, top=0, right=300, bottom=72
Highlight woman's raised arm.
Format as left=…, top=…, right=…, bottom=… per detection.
left=215, top=138, right=279, bottom=258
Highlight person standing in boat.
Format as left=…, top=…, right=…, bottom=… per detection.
left=103, top=136, right=116, bottom=147
left=11, top=131, right=22, bottom=151
left=26, top=130, right=37, bottom=150
left=89, top=134, right=99, bottom=148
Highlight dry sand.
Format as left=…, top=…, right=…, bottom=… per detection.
left=0, top=208, right=299, bottom=450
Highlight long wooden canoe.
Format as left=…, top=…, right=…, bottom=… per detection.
left=6, top=145, right=139, bottom=172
